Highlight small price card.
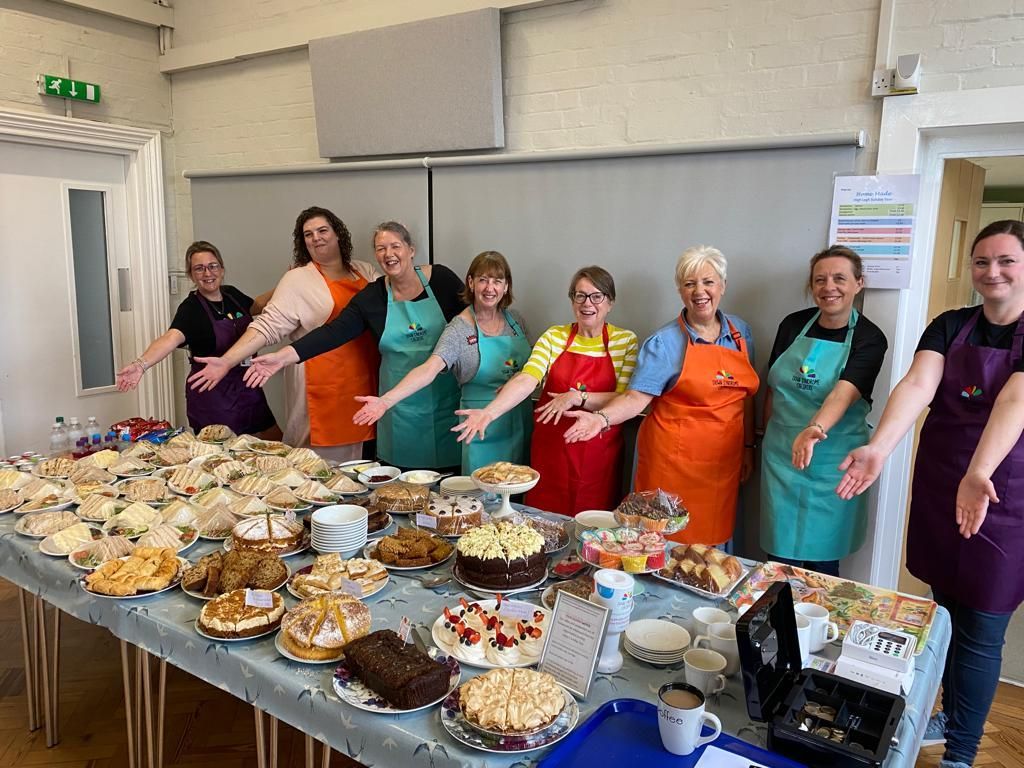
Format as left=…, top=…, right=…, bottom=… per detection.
left=415, top=513, right=437, bottom=529
left=500, top=600, right=535, bottom=621
left=340, top=578, right=363, bottom=597
left=245, top=589, right=275, bottom=608
left=285, top=510, right=297, bottom=523
left=398, top=616, right=412, bottom=643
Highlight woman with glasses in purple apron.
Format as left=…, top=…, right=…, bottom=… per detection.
left=837, top=220, right=1024, bottom=768
left=116, top=241, right=279, bottom=438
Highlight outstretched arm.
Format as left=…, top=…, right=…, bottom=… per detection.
left=791, top=380, right=862, bottom=470
left=187, top=327, right=267, bottom=392
left=354, top=355, right=447, bottom=426
left=452, top=373, right=537, bottom=443
left=562, top=389, right=654, bottom=443
left=116, top=329, right=185, bottom=391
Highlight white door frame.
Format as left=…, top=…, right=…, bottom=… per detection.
left=0, top=108, right=174, bottom=421
left=866, top=85, right=1024, bottom=588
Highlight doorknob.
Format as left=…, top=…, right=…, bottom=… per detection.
left=117, top=268, right=132, bottom=311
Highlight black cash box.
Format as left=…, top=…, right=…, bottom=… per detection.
left=735, top=582, right=905, bottom=768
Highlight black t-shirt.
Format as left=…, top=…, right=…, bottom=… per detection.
left=293, top=265, right=467, bottom=362
left=916, top=306, right=1024, bottom=373
left=170, top=286, right=253, bottom=358
left=768, top=307, right=889, bottom=402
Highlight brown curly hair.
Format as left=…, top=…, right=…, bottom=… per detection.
left=292, top=207, right=353, bottom=269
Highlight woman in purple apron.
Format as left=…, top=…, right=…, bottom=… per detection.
left=116, top=240, right=279, bottom=437
left=836, top=220, right=1024, bottom=768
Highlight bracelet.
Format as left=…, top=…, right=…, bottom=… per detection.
left=578, top=388, right=588, bottom=406
left=808, top=421, right=824, bottom=433
left=595, top=410, right=611, bottom=433
left=132, top=357, right=149, bottom=372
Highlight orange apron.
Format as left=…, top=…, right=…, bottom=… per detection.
left=634, top=316, right=759, bottom=545
left=304, top=266, right=380, bottom=447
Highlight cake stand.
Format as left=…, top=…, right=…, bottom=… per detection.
left=470, top=471, right=540, bottom=518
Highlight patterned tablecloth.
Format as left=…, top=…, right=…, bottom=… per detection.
left=0, top=511, right=949, bottom=768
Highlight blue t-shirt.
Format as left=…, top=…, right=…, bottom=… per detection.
left=628, top=310, right=755, bottom=396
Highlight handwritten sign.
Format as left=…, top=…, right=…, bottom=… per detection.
left=415, top=513, right=437, bottom=529
left=245, top=589, right=275, bottom=608
left=538, top=591, right=609, bottom=699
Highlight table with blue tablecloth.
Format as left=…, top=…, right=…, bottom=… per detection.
left=0, top=511, right=949, bottom=768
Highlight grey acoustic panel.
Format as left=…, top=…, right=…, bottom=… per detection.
left=309, top=9, right=504, bottom=158
left=187, top=167, right=429, bottom=421
left=430, top=145, right=857, bottom=561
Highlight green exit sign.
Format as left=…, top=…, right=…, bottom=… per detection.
left=39, top=74, right=101, bottom=104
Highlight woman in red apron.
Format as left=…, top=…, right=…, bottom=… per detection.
left=563, top=246, right=758, bottom=544
left=116, top=241, right=278, bottom=437
left=453, top=266, right=639, bottom=515
left=837, top=221, right=1024, bottom=768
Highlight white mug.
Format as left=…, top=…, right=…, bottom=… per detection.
left=796, top=614, right=811, bottom=666
left=691, top=606, right=732, bottom=639
left=795, top=603, right=839, bottom=652
left=683, top=648, right=727, bottom=696
left=657, top=682, right=722, bottom=756
left=694, top=621, right=740, bottom=676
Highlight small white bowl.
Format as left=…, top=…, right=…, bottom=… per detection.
left=312, top=504, right=369, bottom=527
left=575, top=509, right=618, bottom=539
left=357, top=466, right=401, bottom=488
left=398, top=469, right=442, bottom=487
left=337, top=460, right=381, bottom=478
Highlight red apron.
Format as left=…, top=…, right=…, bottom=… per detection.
left=635, top=317, right=759, bottom=545
left=304, top=266, right=379, bottom=447
left=525, top=324, right=623, bottom=516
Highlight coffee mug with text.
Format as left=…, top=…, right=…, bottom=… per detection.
left=657, top=682, right=722, bottom=756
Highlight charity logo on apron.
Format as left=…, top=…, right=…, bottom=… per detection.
left=760, top=310, right=869, bottom=562
left=376, top=267, right=461, bottom=469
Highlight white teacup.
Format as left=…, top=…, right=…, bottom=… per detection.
left=683, top=648, right=727, bottom=696
left=795, top=603, right=839, bottom=652
left=657, top=682, right=722, bottom=756
left=691, top=606, right=732, bottom=638
left=694, top=622, right=740, bottom=676
left=796, top=614, right=811, bottom=665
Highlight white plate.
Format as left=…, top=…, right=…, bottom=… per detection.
left=331, top=646, right=461, bottom=713
left=249, top=441, right=292, bottom=457
left=266, top=501, right=313, bottom=514
left=138, top=524, right=200, bottom=553
left=14, top=511, right=77, bottom=536
left=366, top=513, right=395, bottom=538
left=115, top=477, right=176, bottom=505
left=295, top=492, right=343, bottom=507
left=70, top=484, right=121, bottom=505
left=110, top=465, right=157, bottom=478
left=648, top=561, right=750, bottom=601
left=624, top=619, right=690, bottom=653
left=38, top=525, right=104, bottom=556
left=166, top=474, right=220, bottom=497
left=76, top=498, right=130, bottom=523
left=469, top=467, right=540, bottom=496
left=223, top=531, right=311, bottom=558
left=335, top=460, right=379, bottom=478
left=182, top=562, right=291, bottom=601
left=16, top=498, right=75, bottom=516
left=193, top=618, right=281, bottom=642
left=275, top=630, right=345, bottom=664
left=31, top=463, right=75, bottom=479
left=431, top=599, right=550, bottom=669
left=79, top=556, right=189, bottom=599
left=285, top=563, right=389, bottom=601
left=0, top=491, right=24, bottom=514
left=362, top=540, right=455, bottom=571
left=452, top=566, right=548, bottom=597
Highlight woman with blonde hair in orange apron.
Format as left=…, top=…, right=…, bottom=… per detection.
left=564, top=246, right=759, bottom=545
left=187, top=207, right=380, bottom=461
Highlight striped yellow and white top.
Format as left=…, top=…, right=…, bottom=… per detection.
left=522, top=323, right=639, bottom=393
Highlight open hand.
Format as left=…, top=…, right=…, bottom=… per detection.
left=116, top=361, right=144, bottom=392
left=188, top=356, right=230, bottom=392
left=536, top=390, right=583, bottom=425
left=835, top=444, right=886, bottom=499
left=956, top=471, right=998, bottom=539
left=452, top=409, right=493, bottom=444
left=352, top=395, right=389, bottom=426
left=792, top=424, right=827, bottom=470
left=561, top=410, right=605, bottom=443
left=242, top=353, right=286, bottom=388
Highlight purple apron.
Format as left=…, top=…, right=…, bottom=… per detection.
left=185, top=292, right=276, bottom=435
left=907, top=308, right=1024, bottom=612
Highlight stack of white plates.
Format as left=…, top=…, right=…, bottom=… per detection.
left=311, top=504, right=368, bottom=555
left=439, top=476, right=483, bottom=499
left=623, top=619, right=690, bottom=666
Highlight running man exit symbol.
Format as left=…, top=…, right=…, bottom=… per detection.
left=39, top=74, right=101, bottom=103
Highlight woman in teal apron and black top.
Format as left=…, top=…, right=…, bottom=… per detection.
left=349, top=251, right=533, bottom=473
left=760, top=245, right=887, bottom=576
left=243, top=222, right=466, bottom=470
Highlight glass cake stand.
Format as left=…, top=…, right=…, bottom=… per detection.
left=470, top=472, right=540, bottom=518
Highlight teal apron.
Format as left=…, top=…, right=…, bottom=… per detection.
left=760, top=310, right=870, bottom=561
left=459, top=308, right=533, bottom=474
left=377, top=267, right=461, bottom=468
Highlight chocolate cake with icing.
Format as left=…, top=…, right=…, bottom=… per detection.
left=455, top=522, right=547, bottom=589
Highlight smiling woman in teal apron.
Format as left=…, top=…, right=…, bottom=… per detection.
left=760, top=246, right=887, bottom=576
left=348, top=251, right=532, bottom=474
left=837, top=221, right=1024, bottom=768
left=242, top=222, right=467, bottom=470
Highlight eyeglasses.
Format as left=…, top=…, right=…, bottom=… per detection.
left=570, top=291, right=607, bottom=305
left=191, top=263, right=223, bottom=274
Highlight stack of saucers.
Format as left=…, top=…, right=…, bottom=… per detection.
left=439, top=475, right=483, bottom=499
left=310, top=504, right=367, bottom=555
left=623, top=619, right=690, bottom=666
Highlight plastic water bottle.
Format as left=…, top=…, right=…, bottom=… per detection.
left=85, top=417, right=102, bottom=443
left=48, top=422, right=67, bottom=457
left=67, top=417, right=84, bottom=446
left=119, top=429, right=133, bottom=451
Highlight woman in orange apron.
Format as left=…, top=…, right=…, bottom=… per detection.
left=453, top=266, right=639, bottom=515
left=564, top=246, right=759, bottom=544
left=188, top=207, right=379, bottom=461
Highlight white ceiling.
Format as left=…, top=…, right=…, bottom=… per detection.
left=970, top=155, right=1024, bottom=187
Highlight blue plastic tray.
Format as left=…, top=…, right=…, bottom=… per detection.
left=537, top=698, right=805, bottom=768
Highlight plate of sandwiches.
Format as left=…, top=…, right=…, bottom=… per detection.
left=263, top=486, right=312, bottom=513
left=197, top=424, right=235, bottom=445
left=15, top=509, right=79, bottom=538
left=69, top=465, right=117, bottom=486
left=244, top=455, right=289, bottom=475
left=0, top=468, right=33, bottom=491
left=69, top=535, right=135, bottom=570
left=287, top=555, right=390, bottom=600
left=39, top=522, right=104, bottom=556
left=31, top=457, right=77, bottom=479
left=135, top=523, right=199, bottom=553
left=117, top=477, right=176, bottom=505
left=0, top=489, right=24, bottom=514
left=291, top=455, right=332, bottom=481
left=229, top=474, right=280, bottom=498
left=206, top=460, right=255, bottom=484
left=193, top=504, right=243, bottom=540
left=293, top=479, right=342, bottom=506
left=181, top=549, right=289, bottom=599
left=276, top=592, right=371, bottom=664
left=323, top=472, right=368, bottom=496
left=161, top=467, right=219, bottom=496
left=190, top=487, right=243, bottom=509
left=100, top=502, right=162, bottom=539
left=70, top=483, right=120, bottom=504
left=80, top=547, right=188, bottom=598
left=109, top=456, right=156, bottom=478
left=147, top=444, right=193, bottom=468
left=249, top=440, right=291, bottom=457
left=331, top=629, right=461, bottom=713
left=194, top=588, right=285, bottom=641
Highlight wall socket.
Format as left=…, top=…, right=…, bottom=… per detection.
left=872, top=67, right=894, bottom=97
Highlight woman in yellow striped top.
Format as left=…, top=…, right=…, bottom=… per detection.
left=453, top=266, right=638, bottom=515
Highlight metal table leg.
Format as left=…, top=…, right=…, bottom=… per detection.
left=17, top=588, right=39, bottom=732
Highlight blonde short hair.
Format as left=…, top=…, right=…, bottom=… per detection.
left=675, top=245, right=727, bottom=289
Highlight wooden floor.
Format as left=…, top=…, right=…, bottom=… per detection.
left=1, top=578, right=1022, bottom=768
